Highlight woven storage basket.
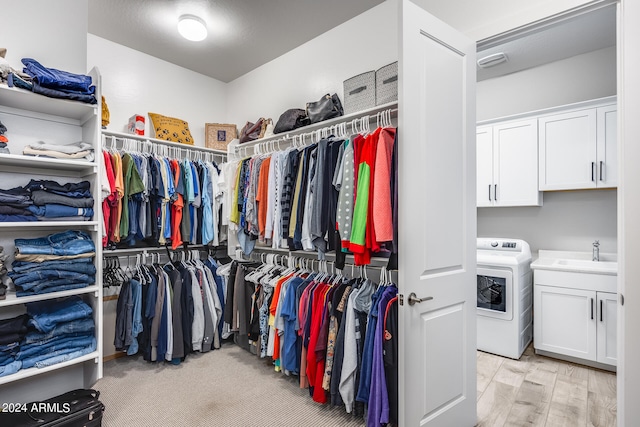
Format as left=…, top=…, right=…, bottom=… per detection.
left=343, top=70, right=376, bottom=114
left=206, top=123, right=237, bottom=151
left=376, top=62, right=398, bottom=105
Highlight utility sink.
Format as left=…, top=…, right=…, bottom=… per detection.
left=531, top=250, right=618, bottom=275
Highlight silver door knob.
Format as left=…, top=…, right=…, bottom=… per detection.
left=408, top=292, right=433, bottom=306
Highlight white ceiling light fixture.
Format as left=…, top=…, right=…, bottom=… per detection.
left=178, top=15, right=207, bottom=42
left=477, top=52, right=508, bottom=68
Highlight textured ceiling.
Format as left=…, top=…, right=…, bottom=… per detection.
left=88, top=0, right=385, bottom=83
left=477, top=5, right=616, bottom=81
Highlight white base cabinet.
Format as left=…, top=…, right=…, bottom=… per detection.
left=533, top=269, right=616, bottom=369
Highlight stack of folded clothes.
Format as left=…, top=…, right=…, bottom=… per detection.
left=0, top=186, right=35, bottom=222
left=23, top=140, right=94, bottom=161
left=0, top=119, right=8, bottom=154
left=0, top=246, right=8, bottom=300
left=8, top=230, right=96, bottom=297
left=25, top=179, right=94, bottom=221
left=0, top=314, right=28, bottom=377
left=7, top=58, right=96, bottom=105
left=17, top=297, right=96, bottom=370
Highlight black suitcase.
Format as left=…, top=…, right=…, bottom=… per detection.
left=0, top=389, right=105, bottom=427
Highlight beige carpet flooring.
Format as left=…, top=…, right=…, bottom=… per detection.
left=96, top=342, right=366, bottom=427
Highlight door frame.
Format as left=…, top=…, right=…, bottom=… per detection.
left=476, top=0, right=638, bottom=423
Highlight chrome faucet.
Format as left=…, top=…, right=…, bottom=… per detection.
left=593, top=240, right=600, bottom=261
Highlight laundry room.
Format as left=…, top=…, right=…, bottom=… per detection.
left=0, top=1, right=638, bottom=427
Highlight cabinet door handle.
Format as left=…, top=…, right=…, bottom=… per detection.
left=591, top=162, right=596, bottom=182
left=488, top=184, right=491, bottom=201
left=591, top=298, right=594, bottom=320
left=494, top=184, right=497, bottom=201
left=600, top=299, right=603, bottom=322
left=600, top=161, right=604, bottom=181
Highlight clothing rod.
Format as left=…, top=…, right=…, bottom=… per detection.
left=103, top=244, right=225, bottom=256
left=232, top=102, right=398, bottom=158
left=238, top=245, right=393, bottom=268
left=238, top=249, right=395, bottom=272
left=102, top=130, right=227, bottom=155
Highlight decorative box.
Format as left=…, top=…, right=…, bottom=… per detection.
left=127, top=114, right=145, bottom=135
left=375, top=62, right=398, bottom=105
left=206, top=123, right=238, bottom=151
left=343, top=70, right=376, bottom=114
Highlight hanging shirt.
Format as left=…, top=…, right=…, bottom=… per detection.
left=256, top=156, right=271, bottom=240
left=111, top=151, right=124, bottom=242
left=170, top=159, right=184, bottom=249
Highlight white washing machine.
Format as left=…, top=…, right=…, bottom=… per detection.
left=477, top=238, right=533, bottom=359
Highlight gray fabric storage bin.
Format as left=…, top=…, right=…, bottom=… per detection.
left=376, top=61, right=398, bottom=105
left=343, top=70, right=376, bottom=114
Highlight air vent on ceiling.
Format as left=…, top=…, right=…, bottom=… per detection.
left=477, top=52, right=508, bottom=68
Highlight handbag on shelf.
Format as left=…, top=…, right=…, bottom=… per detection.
left=306, top=93, right=344, bottom=124
left=262, top=118, right=275, bottom=138
left=273, top=109, right=311, bottom=134
left=238, top=118, right=265, bottom=144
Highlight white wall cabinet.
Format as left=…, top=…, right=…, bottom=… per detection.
left=476, top=119, right=541, bottom=207
left=533, top=270, right=616, bottom=369
left=0, top=74, right=103, bottom=403
left=538, top=101, right=617, bottom=191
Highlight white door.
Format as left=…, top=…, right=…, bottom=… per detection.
left=493, top=119, right=540, bottom=206
left=398, top=0, right=476, bottom=425
left=597, top=291, right=617, bottom=366
left=534, top=285, right=597, bottom=361
left=476, top=126, right=493, bottom=207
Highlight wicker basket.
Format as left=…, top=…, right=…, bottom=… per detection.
left=376, top=62, right=398, bottom=105
left=205, top=123, right=237, bottom=151
left=343, top=70, right=376, bottom=114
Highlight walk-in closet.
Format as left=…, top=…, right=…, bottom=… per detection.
left=1, top=0, right=639, bottom=426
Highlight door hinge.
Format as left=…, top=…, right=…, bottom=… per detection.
left=621, top=293, right=625, bottom=306
left=399, top=294, right=404, bottom=306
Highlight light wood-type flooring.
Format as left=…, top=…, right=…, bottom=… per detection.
left=477, top=345, right=617, bottom=427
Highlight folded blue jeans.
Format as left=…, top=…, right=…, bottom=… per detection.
left=17, top=282, right=92, bottom=297
left=23, top=318, right=95, bottom=345
left=26, top=296, right=93, bottom=333
left=18, top=334, right=95, bottom=359
left=11, top=259, right=96, bottom=274
left=15, top=230, right=95, bottom=256
left=22, top=58, right=94, bottom=94
left=22, top=339, right=96, bottom=370
left=12, top=270, right=94, bottom=287
left=0, top=360, right=21, bottom=377
left=27, top=204, right=93, bottom=219
left=35, top=340, right=96, bottom=369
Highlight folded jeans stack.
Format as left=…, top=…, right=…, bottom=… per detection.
left=25, top=179, right=94, bottom=222
left=23, top=140, right=94, bottom=162
left=0, top=186, right=35, bottom=222
left=0, top=246, right=8, bottom=299
left=0, top=314, right=28, bottom=377
left=9, top=230, right=96, bottom=297
left=17, top=297, right=96, bottom=369
left=8, top=58, right=97, bottom=105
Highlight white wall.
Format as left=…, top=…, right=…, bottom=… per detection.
left=87, top=35, right=227, bottom=147
left=477, top=47, right=616, bottom=121
left=0, top=0, right=88, bottom=74
left=225, top=0, right=398, bottom=128
left=478, top=189, right=617, bottom=254
left=476, top=45, right=617, bottom=255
